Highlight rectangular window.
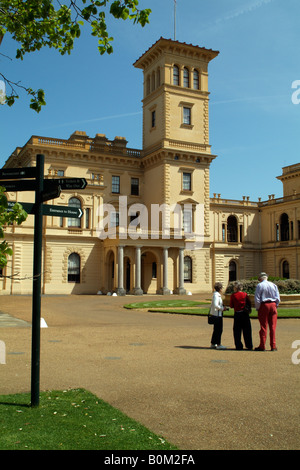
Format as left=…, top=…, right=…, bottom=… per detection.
left=57, top=169, right=64, bottom=177
left=183, top=68, right=189, bottom=88
left=184, top=257, right=192, bottom=282
left=182, top=172, right=191, bottom=191
left=85, top=208, right=90, bottom=229
left=183, top=209, right=192, bottom=234
left=131, top=177, right=139, bottom=196
left=151, top=110, right=156, bottom=128
left=183, top=107, right=191, bottom=125
left=152, top=262, right=157, bottom=279
left=276, top=223, right=279, bottom=241
left=173, top=65, right=179, bottom=86
left=239, top=225, right=243, bottom=243
left=193, top=70, right=199, bottom=90
left=110, top=212, right=119, bottom=227
left=112, top=175, right=120, bottom=194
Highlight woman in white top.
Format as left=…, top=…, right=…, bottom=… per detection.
left=210, top=282, right=228, bottom=349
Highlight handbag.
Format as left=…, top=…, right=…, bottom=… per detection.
left=243, top=295, right=252, bottom=314
left=207, top=307, right=215, bottom=324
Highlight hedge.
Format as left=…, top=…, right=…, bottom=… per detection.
left=225, top=278, right=300, bottom=295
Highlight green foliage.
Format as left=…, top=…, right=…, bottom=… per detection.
left=124, top=300, right=300, bottom=318
left=225, top=278, right=300, bottom=295
left=0, top=186, right=28, bottom=267
left=0, top=0, right=151, bottom=111
left=225, top=279, right=259, bottom=295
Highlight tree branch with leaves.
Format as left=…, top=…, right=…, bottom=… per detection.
left=0, top=0, right=151, bottom=111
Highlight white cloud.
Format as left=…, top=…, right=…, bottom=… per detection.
left=215, top=0, right=275, bottom=24
left=211, top=93, right=287, bottom=105
left=40, top=111, right=142, bottom=130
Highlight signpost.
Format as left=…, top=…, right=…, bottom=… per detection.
left=7, top=201, right=35, bottom=214
left=0, top=179, right=38, bottom=192
left=0, top=167, right=38, bottom=179
left=55, top=178, right=87, bottom=190
left=42, top=204, right=83, bottom=218
left=8, top=201, right=83, bottom=219
left=42, top=180, right=61, bottom=202
left=31, top=156, right=44, bottom=408
left=4, top=156, right=86, bottom=406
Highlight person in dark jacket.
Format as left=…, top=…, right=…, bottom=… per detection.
left=230, top=281, right=253, bottom=350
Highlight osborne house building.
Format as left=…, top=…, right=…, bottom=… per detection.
left=1, top=38, right=300, bottom=295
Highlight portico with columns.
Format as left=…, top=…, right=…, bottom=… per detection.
left=104, top=242, right=186, bottom=295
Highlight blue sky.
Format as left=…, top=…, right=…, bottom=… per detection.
left=0, top=0, right=300, bottom=201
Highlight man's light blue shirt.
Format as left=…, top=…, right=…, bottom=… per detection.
left=254, top=280, right=280, bottom=310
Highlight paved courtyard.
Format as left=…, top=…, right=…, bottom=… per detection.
left=0, top=294, right=299, bottom=450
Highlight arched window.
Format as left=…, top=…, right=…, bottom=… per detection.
left=227, top=215, right=238, bottom=242
left=68, top=197, right=81, bottom=228
left=229, top=260, right=237, bottom=282
left=184, top=256, right=192, bottom=282
left=68, top=253, right=80, bottom=283
left=173, top=65, right=179, bottom=86
left=183, top=67, right=189, bottom=87
left=193, top=69, right=199, bottom=90
left=280, top=213, right=289, bottom=241
left=282, top=260, right=290, bottom=279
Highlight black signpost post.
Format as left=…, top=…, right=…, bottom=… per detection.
left=31, top=154, right=44, bottom=407
left=2, top=154, right=86, bottom=407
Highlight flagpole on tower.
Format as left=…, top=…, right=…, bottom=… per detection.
left=174, top=0, right=176, bottom=40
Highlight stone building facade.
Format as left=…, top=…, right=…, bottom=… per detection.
left=1, top=38, right=299, bottom=295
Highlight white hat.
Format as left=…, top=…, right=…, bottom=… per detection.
left=258, top=272, right=268, bottom=279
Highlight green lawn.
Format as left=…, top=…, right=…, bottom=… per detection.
left=124, top=300, right=300, bottom=318
left=0, top=389, right=177, bottom=450
left=124, top=300, right=210, bottom=309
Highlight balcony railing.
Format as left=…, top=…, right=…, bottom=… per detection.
left=28, top=136, right=142, bottom=158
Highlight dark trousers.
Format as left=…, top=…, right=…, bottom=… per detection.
left=211, top=316, right=223, bottom=345
left=233, top=311, right=253, bottom=350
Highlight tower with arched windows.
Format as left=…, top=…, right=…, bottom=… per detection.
left=134, top=38, right=219, bottom=157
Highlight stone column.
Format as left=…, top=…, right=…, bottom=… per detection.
left=133, top=246, right=143, bottom=295
left=175, top=247, right=186, bottom=295
left=161, top=247, right=170, bottom=295
left=116, top=245, right=126, bottom=296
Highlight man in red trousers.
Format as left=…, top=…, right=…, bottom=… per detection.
left=254, top=272, right=280, bottom=351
